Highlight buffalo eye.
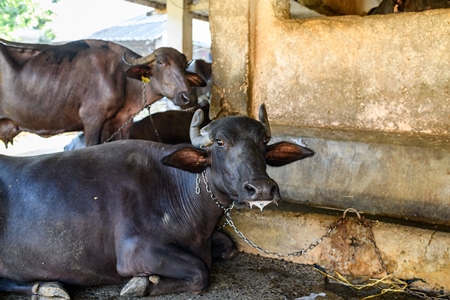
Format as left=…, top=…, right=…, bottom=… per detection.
left=263, top=137, right=270, bottom=144
left=215, top=139, right=225, bottom=147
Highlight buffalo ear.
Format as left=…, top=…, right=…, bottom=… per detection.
left=186, top=71, right=206, bottom=87
left=125, top=65, right=152, bottom=81
left=266, top=142, right=315, bottom=166
left=162, top=147, right=209, bottom=173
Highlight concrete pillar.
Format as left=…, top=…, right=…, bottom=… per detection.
left=209, top=0, right=252, bottom=118
left=167, top=0, right=193, bottom=60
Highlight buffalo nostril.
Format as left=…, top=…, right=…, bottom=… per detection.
left=270, top=183, right=278, bottom=196
left=181, top=93, right=191, bottom=104
left=244, top=183, right=257, bottom=197
left=243, top=179, right=280, bottom=200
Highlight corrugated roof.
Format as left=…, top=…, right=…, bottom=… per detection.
left=89, top=14, right=167, bottom=42
left=88, top=13, right=211, bottom=48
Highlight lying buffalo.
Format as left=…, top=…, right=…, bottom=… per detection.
left=64, top=102, right=211, bottom=151
left=0, top=104, right=314, bottom=298
left=0, top=39, right=205, bottom=147
left=368, top=0, right=450, bottom=14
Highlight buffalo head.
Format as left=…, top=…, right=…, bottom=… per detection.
left=162, top=104, right=315, bottom=210
left=123, top=47, right=206, bottom=108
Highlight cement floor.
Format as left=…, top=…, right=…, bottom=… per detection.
left=1, top=253, right=425, bottom=300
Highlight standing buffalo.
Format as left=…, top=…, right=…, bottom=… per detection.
left=63, top=58, right=213, bottom=151
left=0, top=104, right=314, bottom=298
left=368, top=0, right=450, bottom=14
left=0, top=39, right=206, bottom=147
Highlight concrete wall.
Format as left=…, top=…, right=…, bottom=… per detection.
left=210, top=0, right=450, bottom=225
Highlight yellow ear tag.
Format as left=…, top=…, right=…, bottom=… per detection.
left=141, top=76, right=150, bottom=83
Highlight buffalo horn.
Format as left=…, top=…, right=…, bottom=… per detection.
left=190, top=109, right=213, bottom=148
left=122, top=51, right=156, bottom=66
left=258, top=103, right=271, bottom=139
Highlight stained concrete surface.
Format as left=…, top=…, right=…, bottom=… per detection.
left=1, top=253, right=426, bottom=300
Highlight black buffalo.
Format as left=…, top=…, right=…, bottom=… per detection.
left=64, top=101, right=211, bottom=151
left=0, top=39, right=205, bottom=147
left=0, top=104, right=314, bottom=298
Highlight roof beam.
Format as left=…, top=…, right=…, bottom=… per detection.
left=190, top=0, right=208, bottom=12
left=124, top=0, right=165, bottom=10
left=124, top=0, right=209, bottom=20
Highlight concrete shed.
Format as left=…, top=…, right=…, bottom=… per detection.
left=102, top=0, right=450, bottom=294
left=207, top=0, right=450, bottom=293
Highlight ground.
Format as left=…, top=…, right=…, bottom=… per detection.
left=1, top=252, right=424, bottom=300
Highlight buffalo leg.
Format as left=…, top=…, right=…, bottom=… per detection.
left=82, top=125, right=103, bottom=147
left=0, top=278, right=32, bottom=295
left=149, top=250, right=210, bottom=296
left=79, top=106, right=106, bottom=146
left=118, top=246, right=210, bottom=296
left=0, top=278, right=69, bottom=299
left=100, top=118, right=133, bottom=143
left=211, top=230, right=237, bottom=260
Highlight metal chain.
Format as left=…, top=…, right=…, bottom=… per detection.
left=199, top=170, right=347, bottom=258
left=360, top=214, right=390, bottom=275
left=147, top=105, right=161, bottom=143
left=200, top=171, right=234, bottom=213
left=227, top=211, right=345, bottom=257
left=104, top=81, right=149, bottom=143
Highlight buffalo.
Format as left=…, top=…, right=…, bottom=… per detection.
left=0, top=39, right=205, bottom=147
left=368, top=0, right=450, bottom=14
left=64, top=101, right=211, bottom=151
left=0, top=104, right=314, bottom=298
left=63, top=58, right=213, bottom=151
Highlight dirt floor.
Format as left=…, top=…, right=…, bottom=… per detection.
left=1, top=252, right=427, bottom=300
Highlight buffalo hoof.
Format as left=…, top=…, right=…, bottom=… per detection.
left=31, top=282, right=70, bottom=300
left=149, top=275, right=160, bottom=284
left=120, top=276, right=150, bottom=297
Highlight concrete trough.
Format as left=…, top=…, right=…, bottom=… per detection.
left=223, top=208, right=450, bottom=294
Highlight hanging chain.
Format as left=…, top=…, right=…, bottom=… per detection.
left=201, top=171, right=234, bottom=213
left=224, top=211, right=343, bottom=258
left=198, top=170, right=349, bottom=258
left=104, top=81, right=150, bottom=143
left=146, top=100, right=161, bottom=143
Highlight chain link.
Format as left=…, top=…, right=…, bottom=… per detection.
left=146, top=99, right=161, bottom=143
left=200, top=171, right=234, bottom=213
left=224, top=210, right=339, bottom=257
